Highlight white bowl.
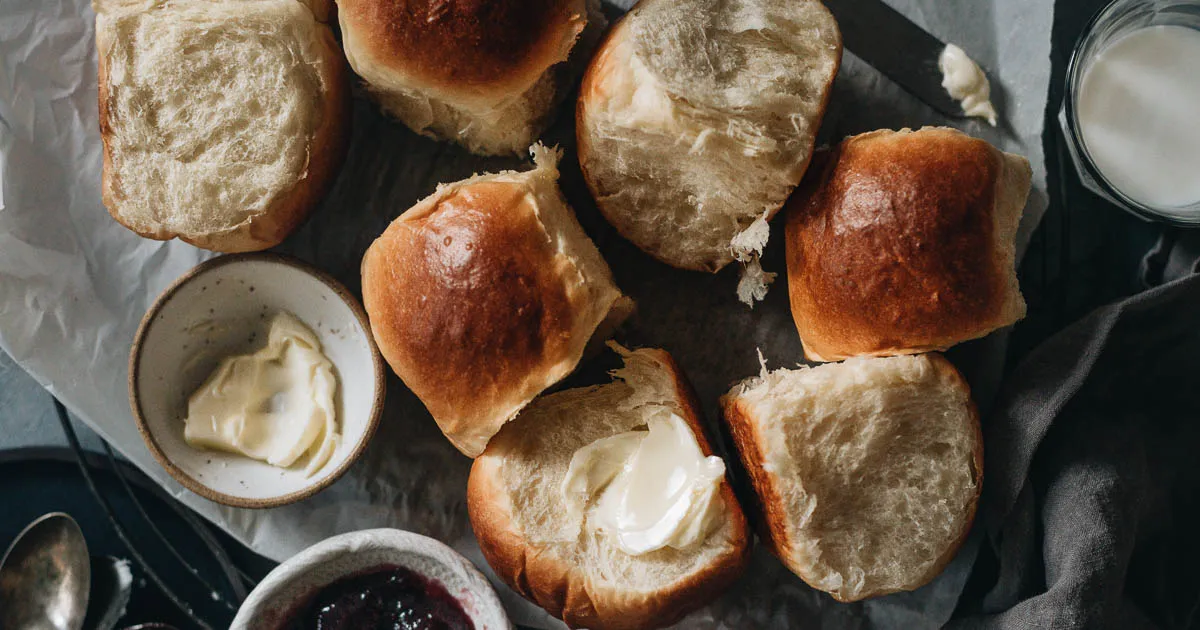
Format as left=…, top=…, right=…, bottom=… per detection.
left=129, top=253, right=385, bottom=508
left=232, top=529, right=511, bottom=629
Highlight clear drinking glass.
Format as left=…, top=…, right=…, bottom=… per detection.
left=1059, top=0, right=1200, bottom=224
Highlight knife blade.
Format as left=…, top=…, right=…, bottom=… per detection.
left=822, top=0, right=967, bottom=119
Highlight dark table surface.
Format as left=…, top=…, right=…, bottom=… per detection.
left=0, top=0, right=1176, bottom=628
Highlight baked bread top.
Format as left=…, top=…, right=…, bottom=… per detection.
left=338, top=0, right=586, bottom=100
left=361, top=146, right=629, bottom=457
left=338, top=0, right=596, bottom=155
left=785, top=127, right=1031, bottom=361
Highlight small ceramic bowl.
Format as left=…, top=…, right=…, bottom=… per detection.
left=231, top=529, right=511, bottom=629
left=129, top=253, right=385, bottom=508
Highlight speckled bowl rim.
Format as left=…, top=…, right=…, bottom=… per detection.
left=232, top=529, right=512, bottom=630
left=128, top=252, right=386, bottom=509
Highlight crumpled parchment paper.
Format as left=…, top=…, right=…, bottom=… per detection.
left=0, top=0, right=1050, bottom=627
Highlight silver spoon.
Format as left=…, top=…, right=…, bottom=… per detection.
left=0, top=513, right=91, bottom=630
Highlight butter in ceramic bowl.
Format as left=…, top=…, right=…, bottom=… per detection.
left=184, top=311, right=340, bottom=476
left=129, top=253, right=384, bottom=509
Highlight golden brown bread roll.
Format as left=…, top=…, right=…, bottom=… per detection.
left=361, top=146, right=631, bottom=457
left=337, top=0, right=600, bottom=155
left=785, top=127, right=1031, bottom=362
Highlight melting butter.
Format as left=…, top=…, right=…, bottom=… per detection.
left=938, top=44, right=999, bottom=126
left=184, top=312, right=339, bottom=476
left=562, top=411, right=726, bottom=556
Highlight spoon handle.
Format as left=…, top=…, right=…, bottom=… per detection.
left=57, top=399, right=216, bottom=630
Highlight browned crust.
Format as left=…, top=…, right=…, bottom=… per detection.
left=721, top=354, right=984, bottom=602
left=338, top=0, right=586, bottom=97
left=96, top=16, right=350, bottom=253
left=576, top=1, right=843, bottom=274
left=468, top=348, right=751, bottom=630
left=785, top=128, right=1025, bottom=362
left=361, top=180, right=591, bottom=458
left=720, top=392, right=794, bottom=567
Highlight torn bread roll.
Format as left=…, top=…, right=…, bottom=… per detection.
left=469, top=344, right=750, bottom=630
left=95, top=0, right=349, bottom=252
left=361, top=145, right=631, bottom=457
left=721, top=353, right=982, bottom=602
left=337, top=0, right=602, bottom=156
left=577, top=0, right=841, bottom=304
left=785, top=127, right=1031, bottom=362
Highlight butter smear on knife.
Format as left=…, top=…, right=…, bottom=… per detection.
left=938, top=44, right=998, bottom=126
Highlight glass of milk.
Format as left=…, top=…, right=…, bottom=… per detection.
left=1060, top=0, right=1200, bottom=224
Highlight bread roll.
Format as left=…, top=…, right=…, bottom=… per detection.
left=469, top=345, right=750, bottom=630
left=338, top=0, right=600, bottom=156
left=785, top=127, right=1031, bottom=362
left=361, top=145, right=631, bottom=457
left=721, top=353, right=982, bottom=602
left=95, top=0, right=349, bottom=253
left=577, top=0, right=841, bottom=302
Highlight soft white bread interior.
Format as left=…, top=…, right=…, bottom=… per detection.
left=338, top=0, right=602, bottom=156
left=469, top=345, right=750, bottom=630
left=785, top=127, right=1030, bottom=361
left=95, top=0, right=348, bottom=252
left=721, top=353, right=982, bottom=602
left=361, top=145, right=631, bottom=458
left=577, top=0, right=841, bottom=302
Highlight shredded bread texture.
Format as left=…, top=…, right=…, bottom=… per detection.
left=97, top=0, right=333, bottom=243
left=579, top=0, right=840, bottom=304
left=725, top=354, right=982, bottom=601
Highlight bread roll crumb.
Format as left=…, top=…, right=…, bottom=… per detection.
left=95, top=0, right=348, bottom=252
left=578, top=0, right=841, bottom=300
left=722, top=353, right=982, bottom=602
left=470, top=345, right=750, bottom=630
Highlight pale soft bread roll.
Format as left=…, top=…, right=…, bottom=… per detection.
left=785, top=127, right=1031, bottom=362
left=721, top=353, right=982, bottom=602
left=337, top=0, right=601, bottom=156
left=361, top=146, right=631, bottom=458
left=577, top=0, right=841, bottom=302
left=95, top=0, right=349, bottom=253
left=469, top=345, right=750, bottom=630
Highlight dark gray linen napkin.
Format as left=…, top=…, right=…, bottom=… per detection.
left=950, top=232, right=1200, bottom=630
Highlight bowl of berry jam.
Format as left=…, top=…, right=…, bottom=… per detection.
left=231, top=529, right=511, bottom=630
